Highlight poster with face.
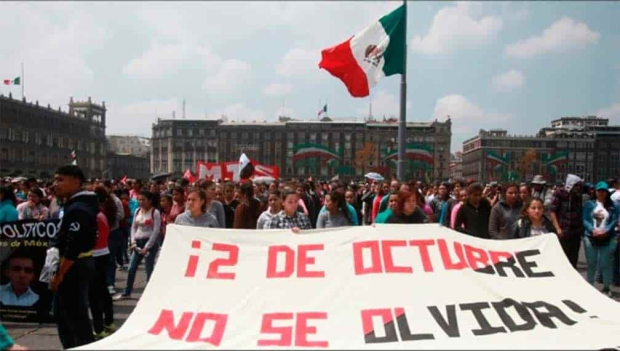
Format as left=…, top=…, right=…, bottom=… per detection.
left=0, top=219, right=59, bottom=323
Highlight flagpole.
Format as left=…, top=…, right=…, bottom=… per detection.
left=397, top=0, right=408, bottom=181
left=21, top=62, right=24, bottom=99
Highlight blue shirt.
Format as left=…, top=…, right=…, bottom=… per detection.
left=0, top=200, right=18, bottom=222
left=0, top=283, right=39, bottom=307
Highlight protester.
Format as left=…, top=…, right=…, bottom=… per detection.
left=531, top=175, right=555, bottom=209
left=582, top=181, right=619, bottom=297
left=450, top=189, right=468, bottom=230
left=50, top=165, right=97, bottom=348
left=377, top=180, right=400, bottom=213
left=16, top=187, right=49, bottom=221
left=174, top=190, right=219, bottom=228
left=431, top=182, right=456, bottom=226
left=169, top=186, right=185, bottom=223
left=104, top=181, right=125, bottom=295
left=316, top=190, right=352, bottom=228
left=511, top=197, right=556, bottom=238
left=374, top=191, right=398, bottom=224
left=120, top=189, right=138, bottom=269
left=0, top=185, right=18, bottom=222
left=198, top=180, right=226, bottom=228
left=221, top=182, right=239, bottom=229
left=371, top=182, right=389, bottom=223
left=264, top=189, right=311, bottom=232
left=519, top=183, right=531, bottom=204
left=114, top=191, right=161, bottom=300
left=454, top=182, right=492, bottom=238
left=233, top=182, right=262, bottom=229
left=345, top=188, right=363, bottom=226
left=489, top=183, right=521, bottom=240
left=257, top=190, right=283, bottom=230
left=383, top=190, right=428, bottom=224
left=549, top=174, right=584, bottom=269
left=159, top=193, right=173, bottom=240
left=90, top=187, right=116, bottom=339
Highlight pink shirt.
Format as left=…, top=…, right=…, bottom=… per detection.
left=451, top=202, right=463, bottom=229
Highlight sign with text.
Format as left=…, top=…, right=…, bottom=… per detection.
left=79, top=224, right=620, bottom=349
left=197, top=161, right=279, bottom=182
left=0, top=219, right=59, bottom=323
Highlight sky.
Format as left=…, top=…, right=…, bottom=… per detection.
left=1, top=1, right=618, bottom=152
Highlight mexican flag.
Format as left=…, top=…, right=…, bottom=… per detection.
left=317, top=104, right=327, bottom=117
left=384, top=143, right=434, bottom=165
left=318, top=5, right=405, bottom=98
left=3, top=77, right=20, bottom=85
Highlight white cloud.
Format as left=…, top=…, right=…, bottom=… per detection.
left=276, top=48, right=321, bottom=79
left=212, top=103, right=266, bottom=123
left=202, top=59, right=252, bottom=94
left=123, top=41, right=191, bottom=80
left=0, top=3, right=107, bottom=107
left=411, top=2, right=502, bottom=54
left=433, top=94, right=512, bottom=150
left=596, top=103, right=620, bottom=124
left=263, top=83, right=293, bottom=97
left=492, top=70, right=525, bottom=92
left=504, top=17, right=600, bottom=59
left=108, top=98, right=205, bottom=136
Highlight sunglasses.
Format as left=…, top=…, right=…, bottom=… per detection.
left=10, top=266, right=34, bottom=274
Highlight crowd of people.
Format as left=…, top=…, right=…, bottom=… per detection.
left=0, top=166, right=619, bottom=349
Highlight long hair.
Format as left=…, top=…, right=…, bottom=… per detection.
left=0, top=186, right=17, bottom=205
left=327, top=190, right=351, bottom=224
left=94, top=186, right=117, bottom=224
left=394, top=190, right=416, bottom=216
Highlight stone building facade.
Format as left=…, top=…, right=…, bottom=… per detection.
left=150, top=117, right=452, bottom=180
left=0, top=94, right=107, bottom=179
left=461, top=116, right=620, bottom=184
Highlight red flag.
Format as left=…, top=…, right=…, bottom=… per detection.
left=183, top=169, right=195, bottom=183
left=120, top=175, right=128, bottom=185
left=3, top=80, right=10, bottom=85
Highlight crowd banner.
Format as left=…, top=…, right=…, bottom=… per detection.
left=0, top=219, right=59, bottom=323
left=78, top=224, right=620, bottom=349
left=197, top=161, right=279, bottom=182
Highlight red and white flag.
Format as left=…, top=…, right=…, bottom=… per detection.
left=183, top=169, right=195, bottom=183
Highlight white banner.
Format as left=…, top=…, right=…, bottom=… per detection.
left=78, top=224, right=620, bottom=349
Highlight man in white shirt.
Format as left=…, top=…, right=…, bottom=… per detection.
left=0, top=254, right=39, bottom=307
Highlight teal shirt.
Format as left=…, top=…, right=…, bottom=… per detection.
left=0, top=200, right=18, bottom=223
left=128, top=197, right=139, bottom=226
left=0, top=323, right=14, bottom=350
left=375, top=208, right=393, bottom=224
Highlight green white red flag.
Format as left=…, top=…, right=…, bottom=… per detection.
left=3, top=77, right=20, bottom=85
left=318, top=5, right=405, bottom=98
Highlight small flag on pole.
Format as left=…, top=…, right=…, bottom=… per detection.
left=3, top=77, right=20, bottom=85
left=70, top=150, right=77, bottom=165
left=317, top=104, right=327, bottom=117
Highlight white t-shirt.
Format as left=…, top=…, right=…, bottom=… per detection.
left=592, top=201, right=610, bottom=230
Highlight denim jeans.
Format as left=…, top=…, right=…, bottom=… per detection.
left=106, top=228, right=124, bottom=286
left=53, top=257, right=95, bottom=349
left=123, top=238, right=159, bottom=295
left=583, top=235, right=617, bottom=290
left=89, top=254, right=114, bottom=333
